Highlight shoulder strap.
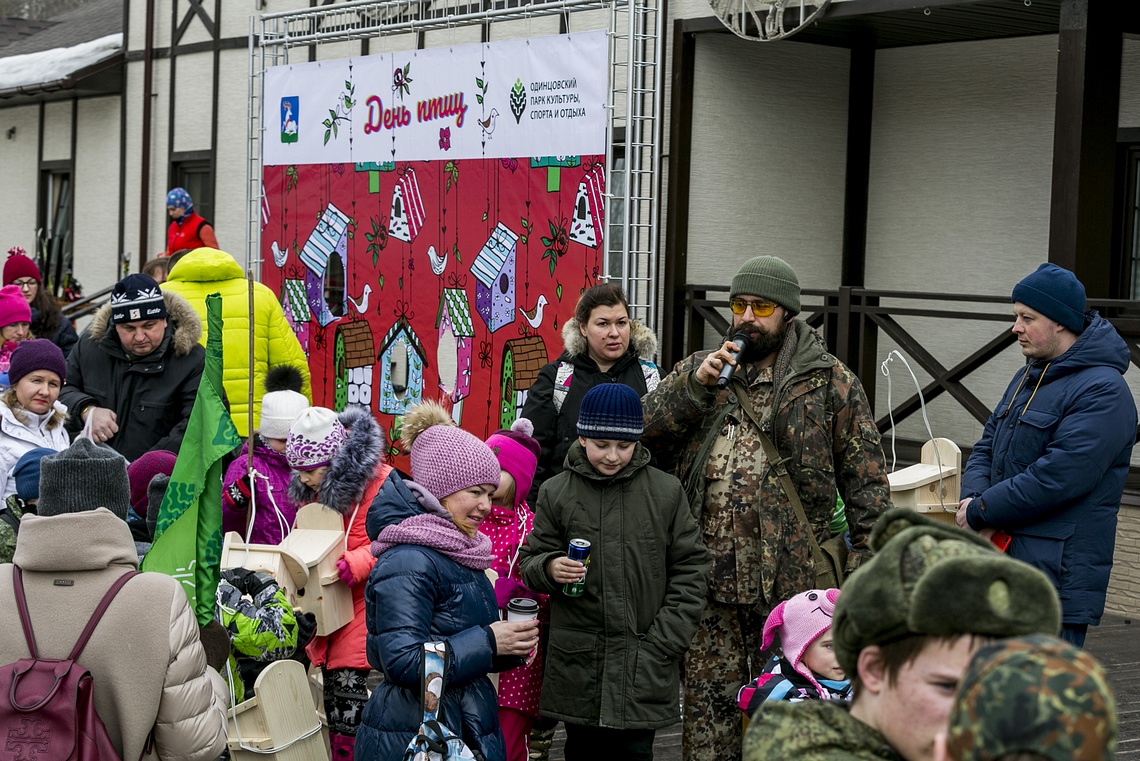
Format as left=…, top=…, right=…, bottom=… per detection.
left=0, top=507, right=19, bottom=534
left=552, top=361, right=574, bottom=413
left=640, top=359, right=660, bottom=394
left=734, top=388, right=828, bottom=567
left=13, top=566, right=140, bottom=662
left=420, top=642, right=450, bottom=722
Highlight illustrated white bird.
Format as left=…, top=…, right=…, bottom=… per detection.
left=348, top=283, right=372, bottom=314
left=479, top=108, right=499, bottom=138
left=271, top=240, right=288, bottom=268
left=427, top=245, right=448, bottom=276
left=519, top=294, right=548, bottom=329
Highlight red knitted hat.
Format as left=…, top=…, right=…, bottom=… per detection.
left=127, top=450, right=177, bottom=518
left=3, top=251, right=41, bottom=285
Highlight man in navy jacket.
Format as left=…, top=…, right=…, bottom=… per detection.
left=958, top=263, right=1136, bottom=647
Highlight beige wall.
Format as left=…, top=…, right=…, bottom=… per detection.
left=0, top=105, right=42, bottom=252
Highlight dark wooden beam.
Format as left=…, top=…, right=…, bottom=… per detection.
left=662, top=20, right=699, bottom=368
left=841, top=45, right=874, bottom=288
left=1048, top=0, right=1122, bottom=298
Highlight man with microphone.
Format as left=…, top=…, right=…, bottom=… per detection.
left=642, top=255, right=890, bottom=761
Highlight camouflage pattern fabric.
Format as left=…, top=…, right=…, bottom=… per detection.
left=743, top=700, right=902, bottom=761
left=215, top=577, right=299, bottom=662
left=642, top=321, right=890, bottom=761
left=682, top=600, right=764, bottom=761
left=947, top=633, right=1117, bottom=761
left=0, top=495, right=29, bottom=564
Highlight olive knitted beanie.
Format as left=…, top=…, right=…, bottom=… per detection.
left=729, top=256, right=801, bottom=314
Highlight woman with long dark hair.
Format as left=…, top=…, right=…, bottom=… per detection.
left=3, top=247, right=79, bottom=357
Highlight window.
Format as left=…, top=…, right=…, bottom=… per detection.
left=39, top=166, right=72, bottom=297
left=171, top=153, right=215, bottom=225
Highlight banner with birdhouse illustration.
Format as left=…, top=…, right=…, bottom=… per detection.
left=259, top=31, right=608, bottom=462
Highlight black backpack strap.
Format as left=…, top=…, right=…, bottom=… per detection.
left=0, top=507, right=19, bottom=534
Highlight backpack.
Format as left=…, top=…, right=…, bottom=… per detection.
left=402, top=642, right=476, bottom=761
left=0, top=565, right=139, bottom=761
left=551, top=358, right=660, bottom=413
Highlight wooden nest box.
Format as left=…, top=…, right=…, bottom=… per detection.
left=886, top=438, right=961, bottom=525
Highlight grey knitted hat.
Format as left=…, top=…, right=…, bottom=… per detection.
left=729, top=256, right=801, bottom=314
left=38, top=438, right=131, bottom=520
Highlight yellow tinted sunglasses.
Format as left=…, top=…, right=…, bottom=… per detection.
left=729, top=299, right=777, bottom=318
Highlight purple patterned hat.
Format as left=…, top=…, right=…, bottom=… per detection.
left=286, top=407, right=346, bottom=470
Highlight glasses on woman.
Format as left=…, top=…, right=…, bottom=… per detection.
left=11, top=279, right=37, bottom=291
left=728, top=299, right=777, bottom=318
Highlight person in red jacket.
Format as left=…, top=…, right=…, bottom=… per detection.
left=164, top=187, right=218, bottom=255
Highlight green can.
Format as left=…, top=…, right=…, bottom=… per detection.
left=563, top=538, right=591, bottom=597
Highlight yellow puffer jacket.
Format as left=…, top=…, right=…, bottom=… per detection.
left=163, top=247, right=311, bottom=433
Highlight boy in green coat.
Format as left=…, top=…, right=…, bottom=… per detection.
left=519, top=383, right=710, bottom=761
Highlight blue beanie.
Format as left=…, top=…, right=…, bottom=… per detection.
left=13, top=447, right=56, bottom=502
left=1012, top=264, right=1087, bottom=334
left=577, top=384, right=644, bottom=442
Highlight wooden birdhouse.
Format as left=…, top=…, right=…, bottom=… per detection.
left=334, top=321, right=375, bottom=412
left=226, top=660, right=329, bottom=761
left=436, top=288, right=475, bottom=424
left=472, top=222, right=518, bottom=334
left=220, top=532, right=309, bottom=608
left=569, top=164, right=605, bottom=249
left=887, top=438, right=961, bottom=526
left=280, top=503, right=354, bottom=636
left=300, top=203, right=350, bottom=326
left=283, top=278, right=311, bottom=354
left=377, top=316, right=427, bottom=415
left=500, top=335, right=548, bottom=428
left=387, top=167, right=426, bottom=243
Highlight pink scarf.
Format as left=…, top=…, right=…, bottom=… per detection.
left=371, top=513, right=493, bottom=570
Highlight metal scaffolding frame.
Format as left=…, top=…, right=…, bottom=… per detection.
left=246, top=0, right=663, bottom=329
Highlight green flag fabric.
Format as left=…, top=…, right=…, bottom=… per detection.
left=142, top=293, right=241, bottom=626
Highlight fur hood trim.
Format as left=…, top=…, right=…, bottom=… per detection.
left=87, top=291, right=202, bottom=358
left=288, top=406, right=385, bottom=514
left=561, top=316, right=657, bottom=360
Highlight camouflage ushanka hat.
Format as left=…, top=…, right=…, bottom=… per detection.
left=832, top=509, right=1062, bottom=677
left=947, top=633, right=1116, bottom=761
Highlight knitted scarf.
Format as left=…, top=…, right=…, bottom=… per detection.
left=372, top=513, right=493, bottom=570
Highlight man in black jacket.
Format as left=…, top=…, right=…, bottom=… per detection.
left=60, top=274, right=205, bottom=461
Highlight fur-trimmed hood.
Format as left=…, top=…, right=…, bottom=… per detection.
left=86, top=290, right=202, bottom=358
left=560, top=316, right=657, bottom=360
left=288, top=406, right=385, bottom=515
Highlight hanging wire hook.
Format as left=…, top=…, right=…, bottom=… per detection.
left=880, top=349, right=948, bottom=511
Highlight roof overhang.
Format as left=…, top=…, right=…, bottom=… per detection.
left=0, top=33, right=124, bottom=104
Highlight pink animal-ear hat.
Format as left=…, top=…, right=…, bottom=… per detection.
left=761, top=588, right=841, bottom=694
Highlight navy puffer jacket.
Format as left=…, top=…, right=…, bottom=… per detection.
left=357, top=469, right=510, bottom=761
left=962, top=313, right=1137, bottom=625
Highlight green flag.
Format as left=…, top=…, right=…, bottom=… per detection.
left=143, top=293, right=241, bottom=626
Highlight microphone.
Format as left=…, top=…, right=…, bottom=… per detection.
left=716, top=331, right=751, bottom=389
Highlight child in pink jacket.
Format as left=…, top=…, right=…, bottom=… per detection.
left=483, top=418, right=549, bottom=761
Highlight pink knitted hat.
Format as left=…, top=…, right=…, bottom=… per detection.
left=403, top=401, right=500, bottom=501
left=485, top=418, right=540, bottom=508
left=0, top=284, right=31, bottom=328
left=761, top=588, right=841, bottom=694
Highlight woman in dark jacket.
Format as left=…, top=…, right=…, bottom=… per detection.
left=357, top=402, right=538, bottom=761
left=2, top=248, right=79, bottom=357
left=521, top=283, right=659, bottom=502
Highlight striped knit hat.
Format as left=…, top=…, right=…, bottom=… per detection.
left=577, top=383, right=643, bottom=441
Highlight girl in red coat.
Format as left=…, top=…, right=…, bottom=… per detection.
left=286, top=406, right=391, bottom=761
left=164, top=187, right=218, bottom=254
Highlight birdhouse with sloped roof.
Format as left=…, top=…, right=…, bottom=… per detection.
left=300, top=203, right=350, bottom=326
left=387, top=167, right=426, bottom=243
left=282, top=278, right=310, bottom=354
left=334, top=321, right=375, bottom=411
left=569, top=164, right=605, bottom=249
left=377, top=316, right=427, bottom=415
left=436, top=288, right=475, bottom=423
left=499, top=335, right=549, bottom=428
left=472, top=222, right=518, bottom=334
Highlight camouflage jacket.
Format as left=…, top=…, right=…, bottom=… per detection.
left=0, top=495, right=30, bottom=564
left=641, top=320, right=889, bottom=607
left=743, top=700, right=902, bottom=761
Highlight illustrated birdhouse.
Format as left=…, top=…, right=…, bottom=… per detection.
left=282, top=278, right=311, bottom=355
left=300, top=203, right=350, bottom=326
left=387, top=167, right=426, bottom=243
left=500, top=335, right=548, bottom=429
left=435, top=288, right=475, bottom=424
left=377, top=316, right=427, bottom=415
left=531, top=155, right=581, bottom=192
left=334, top=321, right=375, bottom=412
left=472, top=222, right=519, bottom=334
left=569, top=164, right=605, bottom=249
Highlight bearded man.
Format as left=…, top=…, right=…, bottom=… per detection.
left=641, top=255, right=891, bottom=761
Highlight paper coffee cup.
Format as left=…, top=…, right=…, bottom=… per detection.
left=506, top=597, right=540, bottom=622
